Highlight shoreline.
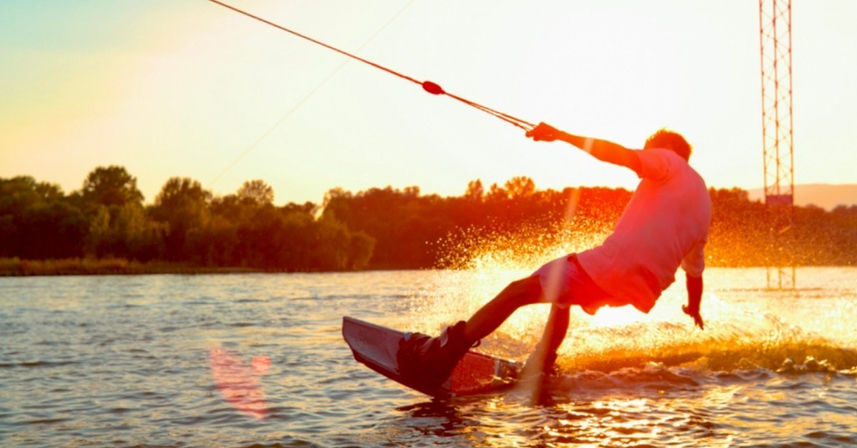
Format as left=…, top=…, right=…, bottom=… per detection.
left=0, top=258, right=262, bottom=277
left=1, top=257, right=853, bottom=277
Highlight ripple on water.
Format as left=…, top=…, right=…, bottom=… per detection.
left=2, top=269, right=857, bottom=447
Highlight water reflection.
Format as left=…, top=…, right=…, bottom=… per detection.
left=389, top=389, right=730, bottom=448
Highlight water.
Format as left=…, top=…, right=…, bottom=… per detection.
left=1, top=268, right=856, bottom=447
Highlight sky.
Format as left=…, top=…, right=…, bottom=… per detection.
left=2, top=0, right=856, bottom=205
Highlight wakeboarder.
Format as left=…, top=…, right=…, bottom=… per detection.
left=398, top=123, right=712, bottom=388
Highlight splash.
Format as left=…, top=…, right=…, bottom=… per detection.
left=430, top=224, right=857, bottom=379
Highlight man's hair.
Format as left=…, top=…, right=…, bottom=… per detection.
left=644, top=129, right=692, bottom=161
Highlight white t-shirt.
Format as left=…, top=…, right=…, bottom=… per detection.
left=576, top=148, right=711, bottom=313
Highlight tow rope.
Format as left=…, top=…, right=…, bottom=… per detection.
left=207, top=0, right=534, bottom=131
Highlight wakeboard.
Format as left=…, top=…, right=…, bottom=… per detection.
left=342, top=316, right=520, bottom=398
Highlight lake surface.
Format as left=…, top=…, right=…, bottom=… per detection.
left=2, top=268, right=856, bottom=447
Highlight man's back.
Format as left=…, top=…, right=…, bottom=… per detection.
left=578, top=148, right=712, bottom=312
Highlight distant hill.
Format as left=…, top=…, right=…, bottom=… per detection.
left=747, top=183, right=857, bottom=210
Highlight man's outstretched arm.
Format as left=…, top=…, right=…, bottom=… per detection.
left=526, top=122, right=641, bottom=174
left=682, top=274, right=704, bottom=329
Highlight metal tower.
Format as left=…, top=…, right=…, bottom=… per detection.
left=759, top=0, right=795, bottom=289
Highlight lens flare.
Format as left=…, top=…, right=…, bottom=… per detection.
left=209, top=344, right=269, bottom=420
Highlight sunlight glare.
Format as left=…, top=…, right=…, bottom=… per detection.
left=589, top=305, right=646, bottom=328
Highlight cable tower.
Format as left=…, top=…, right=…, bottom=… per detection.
left=759, top=0, right=795, bottom=289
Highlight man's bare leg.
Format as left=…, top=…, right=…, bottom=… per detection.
left=462, top=276, right=544, bottom=344
left=515, top=304, right=569, bottom=404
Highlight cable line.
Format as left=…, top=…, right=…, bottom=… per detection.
left=209, top=0, right=416, bottom=187
left=206, top=0, right=534, bottom=131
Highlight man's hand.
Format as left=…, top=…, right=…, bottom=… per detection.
left=682, top=304, right=704, bottom=330
left=526, top=122, right=560, bottom=142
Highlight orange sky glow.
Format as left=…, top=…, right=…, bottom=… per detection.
left=2, top=0, right=856, bottom=205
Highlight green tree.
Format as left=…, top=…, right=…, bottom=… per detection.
left=18, top=201, right=88, bottom=258
left=87, top=202, right=165, bottom=259
left=505, top=176, right=535, bottom=199
left=81, top=166, right=144, bottom=208
left=348, top=230, right=375, bottom=270
left=77, top=167, right=158, bottom=259
left=0, top=177, right=82, bottom=258
left=0, top=176, right=63, bottom=214
left=237, top=179, right=274, bottom=205
left=464, top=179, right=484, bottom=202
left=150, top=177, right=211, bottom=260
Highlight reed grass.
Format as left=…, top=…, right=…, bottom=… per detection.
left=0, top=257, right=256, bottom=276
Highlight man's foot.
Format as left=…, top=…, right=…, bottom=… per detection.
left=397, top=321, right=473, bottom=390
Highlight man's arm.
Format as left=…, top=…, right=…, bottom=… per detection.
left=682, top=274, right=704, bottom=329
left=526, top=122, right=641, bottom=174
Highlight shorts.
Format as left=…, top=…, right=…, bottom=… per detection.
left=532, top=254, right=620, bottom=315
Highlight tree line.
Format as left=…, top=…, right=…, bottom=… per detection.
left=2, top=166, right=856, bottom=272
left=0, top=167, right=372, bottom=271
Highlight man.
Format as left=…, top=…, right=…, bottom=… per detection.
left=398, top=122, right=712, bottom=389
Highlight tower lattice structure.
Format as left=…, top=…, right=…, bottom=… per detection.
left=759, top=0, right=795, bottom=288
